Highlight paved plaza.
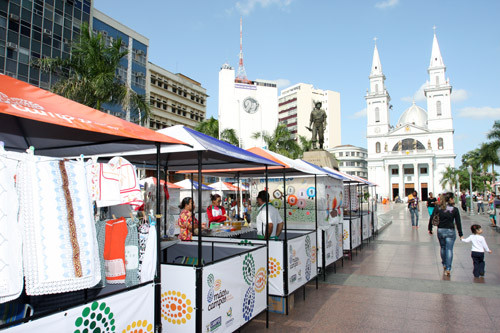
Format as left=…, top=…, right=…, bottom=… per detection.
left=242, top=203, right=500, bottom=332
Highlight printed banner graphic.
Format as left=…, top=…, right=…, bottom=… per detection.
left=4, top=283, right=155, bottom=332
left=287, top=232, right=317, bottom=294
left=343, top=217, right=361, bottom=250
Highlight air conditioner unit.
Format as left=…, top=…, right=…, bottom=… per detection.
left=9, top=14, right=20, bottom=21
left=7, top=42, right=18, bottom=50
left=137, top=50, right=144, bottom=55
left=43, top=29, right=51, bottom=35
left=136, top=72, right=145, bottom=78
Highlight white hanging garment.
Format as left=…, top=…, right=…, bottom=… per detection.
left=140, top=224, right=157, bottom=283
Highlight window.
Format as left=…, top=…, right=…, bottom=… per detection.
left=404, top=168, right=414, bottom=175
left=436, top=101, right=442, bottom=116
left=420, top=167, right=428, bottom=174
left=338, top=152, right=343, bottom=157
left=375, top=107, right=380, bottom=123
left=391, top=169, right=399, bottom=175
left=376, top=142, right=381, bottom=153
left=438, top=138, right=444, bottom=150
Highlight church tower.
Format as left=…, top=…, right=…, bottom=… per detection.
left=366, top=43, right=391, bottom=138
left=424, top=32, right=453, bottom=131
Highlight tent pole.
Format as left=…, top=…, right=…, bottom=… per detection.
left=315, top=174, right=318, bottom=290
left=163, top=166, right=168, bottom=238
left=191, top=173, right=194, bottom=239
left=349, top=183, right=352, bottom=259
left=283, top=168, right=289, bottom=301
left=265, top=165, right=269, bottom=328
left=154, top=143, right=162, bottom=332
left=196, top=151, right=203, bottom=333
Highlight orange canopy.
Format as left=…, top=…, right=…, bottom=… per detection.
left=0, top=74, right=187, bottom=156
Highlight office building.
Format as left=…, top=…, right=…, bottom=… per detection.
left=327, top=145, right=368, bottom=177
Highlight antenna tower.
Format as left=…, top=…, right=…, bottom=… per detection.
left=235, top=18, right=250, bottom=83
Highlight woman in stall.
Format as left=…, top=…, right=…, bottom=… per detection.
left=207, top=194, right=228, bottom=227
left=178, top=197, right=199, bottom=241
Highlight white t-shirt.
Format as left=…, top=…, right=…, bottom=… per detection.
left=461, top=234, right=490, bottom=252
left=256, top=203, right=283, bottom=237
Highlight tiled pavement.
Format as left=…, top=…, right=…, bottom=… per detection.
left=242, top=203, right=500, bottom=332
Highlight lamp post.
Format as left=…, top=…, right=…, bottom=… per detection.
left=455, top=174, right=460, bottom=204
left=496, top=147, right=500, bottom=195
left=467, top=165, right=473, bottom=215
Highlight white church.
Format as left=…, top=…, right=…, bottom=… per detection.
left=366, top=33, right=456, bottom=201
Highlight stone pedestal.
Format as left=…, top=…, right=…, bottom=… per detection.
left=302, top=150, right=338, bottom=169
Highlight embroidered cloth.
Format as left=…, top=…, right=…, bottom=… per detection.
left=19, top=156, right=100, bottom=295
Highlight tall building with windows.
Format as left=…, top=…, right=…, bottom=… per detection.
left=92, top=9, right=147, bottom=123
left=0, top=0, right=91, bottom=88
left=148, top=62, right=207, bottom=130
left=278, top=83, right=341, bottom=149
left=328, top=145, right=368, bottom=177
left=366, top=33, right=455, bottom=201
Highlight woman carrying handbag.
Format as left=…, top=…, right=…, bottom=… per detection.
left=428, top=192, right=463, bottom=276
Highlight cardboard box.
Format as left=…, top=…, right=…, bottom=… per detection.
left=268, top=294, right=294, bottom=314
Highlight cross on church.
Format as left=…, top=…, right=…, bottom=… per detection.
left=433, top=25, right=437, bottom=33
left=373, top=37, right=378, bottom=44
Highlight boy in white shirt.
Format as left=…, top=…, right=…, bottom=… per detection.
left=461, top=224, right=492, bottom=278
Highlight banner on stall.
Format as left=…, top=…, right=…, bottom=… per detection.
left=343, top=185, right=359, bottom=211
left=318, top=224, right=343, bottom=268
left=287, top=233, right=317, bottom=294
left=342, top=218, right=361, bottom=250
left=5, top=283, right=155, bottom=332
left=202, top=247, right=267, bottom=332
left=249, top=177, right=343, bottom=226
left=362, top=213, right=373, bottom=240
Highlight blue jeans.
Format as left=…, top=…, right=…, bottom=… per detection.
left=437, top=228, right=456, bottom=271
left=409, top=207, right=419, bottom=226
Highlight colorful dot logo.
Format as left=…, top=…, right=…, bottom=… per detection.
left=242, top=253, right=256, bottom=286
left=74, top=301, right=114, bottom=333
left=254, top=267, right=266, bottom=293
left=207, top=273, right=215, bottom=288
left=287, top=195, right=297, bottom=206
left=214, top=279, right=222, bottom=291
left=268, top=257, right=281, bottom=278
left=122, top=320, right=154, bottom=333
left=242, top=287, right=255, bottom=321
left=161, top=290, right=193, bottom=325
left=343, top=230, right=349, bottom=241
left=311, top=246, right=317, bottom=264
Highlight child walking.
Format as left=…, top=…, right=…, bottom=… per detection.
left=461, top=224, right=492, bottom=278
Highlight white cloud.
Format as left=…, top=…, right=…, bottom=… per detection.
left=402, top=83, right=468, bottom=103
left=235, top=0, right=293, bottom=16
left=375, top=0, right=399, bottom=9
left=458, top=106, right=500, bottom=119
left=351, top=108, right=367, bottom=119
left=275, top=78, right=291, bottom=89
left=451, top=89, right=468, bottom=102
left=401, top=83, right=426, bottom=103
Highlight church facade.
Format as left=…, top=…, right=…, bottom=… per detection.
left=366, top=34, right=456, bottom=201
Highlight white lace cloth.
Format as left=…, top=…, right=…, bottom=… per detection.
left=19, top=156, right=101, bottom=295
left=0, top=153, right=23, bottom=303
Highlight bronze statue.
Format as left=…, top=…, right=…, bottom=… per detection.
left=384, top=142, right=388, bottom=152
left=306, top=101, right=327, bottom=149
left=397, top=140, right=402, bottom=151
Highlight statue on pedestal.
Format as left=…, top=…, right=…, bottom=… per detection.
left=427, top=139, right=432, bottom=150
left=306, top=101, right=327, bottom=150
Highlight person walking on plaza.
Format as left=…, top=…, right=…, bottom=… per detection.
left=428, top=192, right=463, bottom=276
left=460, top=191, right=467, bottom=212
left=476, top=193, right=484, bottom=214
left=408, top=191, right=420, bottom=229
left=461, top=224, right=492, bottom=278
left=427, top=192, right=437, bottom=217
left=488, top=194, right=497, bottom=227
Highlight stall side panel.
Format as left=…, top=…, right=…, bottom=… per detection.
left=161, top=265, right=196, bottom=332
left=4, top=283, right=155, bottom=332
left=287, top=232, right=317, bottom=294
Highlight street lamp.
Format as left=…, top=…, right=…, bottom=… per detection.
left=496, top=147, right=500, bottom=195
left=455, top=174, right=460, bottom=203
left=467, top=165, right=473, bottom=215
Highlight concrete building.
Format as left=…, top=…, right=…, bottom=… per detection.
left=92, top=9, right=148, bottom=123
left=278, top=83, right=341, bottom=149
left=366, top=33, right=455, bottom=201
left=0, top=0, right=92, bottom=88
left=148, top=62, right=207, bottom=130
left=218, top=63, right=278, bottom=148
left=328, top=145, right=368, bottom=177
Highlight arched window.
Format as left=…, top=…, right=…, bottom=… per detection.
left=376, top=142, right=381, bottom=153
left=438, top=138, right=444, bottom=150
left=375, top=84, right=379, bottom=93
left=436, top=101, right=442, bottom=116
left=375, top=107, right=380, bottom=123
left=435, top=76, right=440, bottom=86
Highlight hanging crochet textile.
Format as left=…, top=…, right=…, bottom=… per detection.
left=0, top=154, right=23, bottom=303
left=18, top=156, right=101, bottom=295
left=124, top=218, right=139, bottom=287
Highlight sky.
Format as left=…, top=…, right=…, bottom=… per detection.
left=94, top=0, right=500, bottom=166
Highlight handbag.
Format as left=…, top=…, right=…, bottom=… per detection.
left=431, top=209, right=440, bottom=226
left=487, top=209, right=494, bottom=215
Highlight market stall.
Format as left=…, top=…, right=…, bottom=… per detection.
left=0, top=75, right=187, bottom=331
left=94, top=125, right=280, bottom=332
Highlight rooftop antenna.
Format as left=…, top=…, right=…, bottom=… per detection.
left=235, top=17, right=250, bottom=83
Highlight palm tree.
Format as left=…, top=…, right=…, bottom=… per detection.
left=440, top=166, right=457, bottom=192
left=298, top=135, right=312, bottom=153
left=487, top=120, right=500, bottom=143
left=252, top=124, right=303, bottom=159
left=194, top=117, right=239, bottom=146
left=34, top=22, right=150, bottom=124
